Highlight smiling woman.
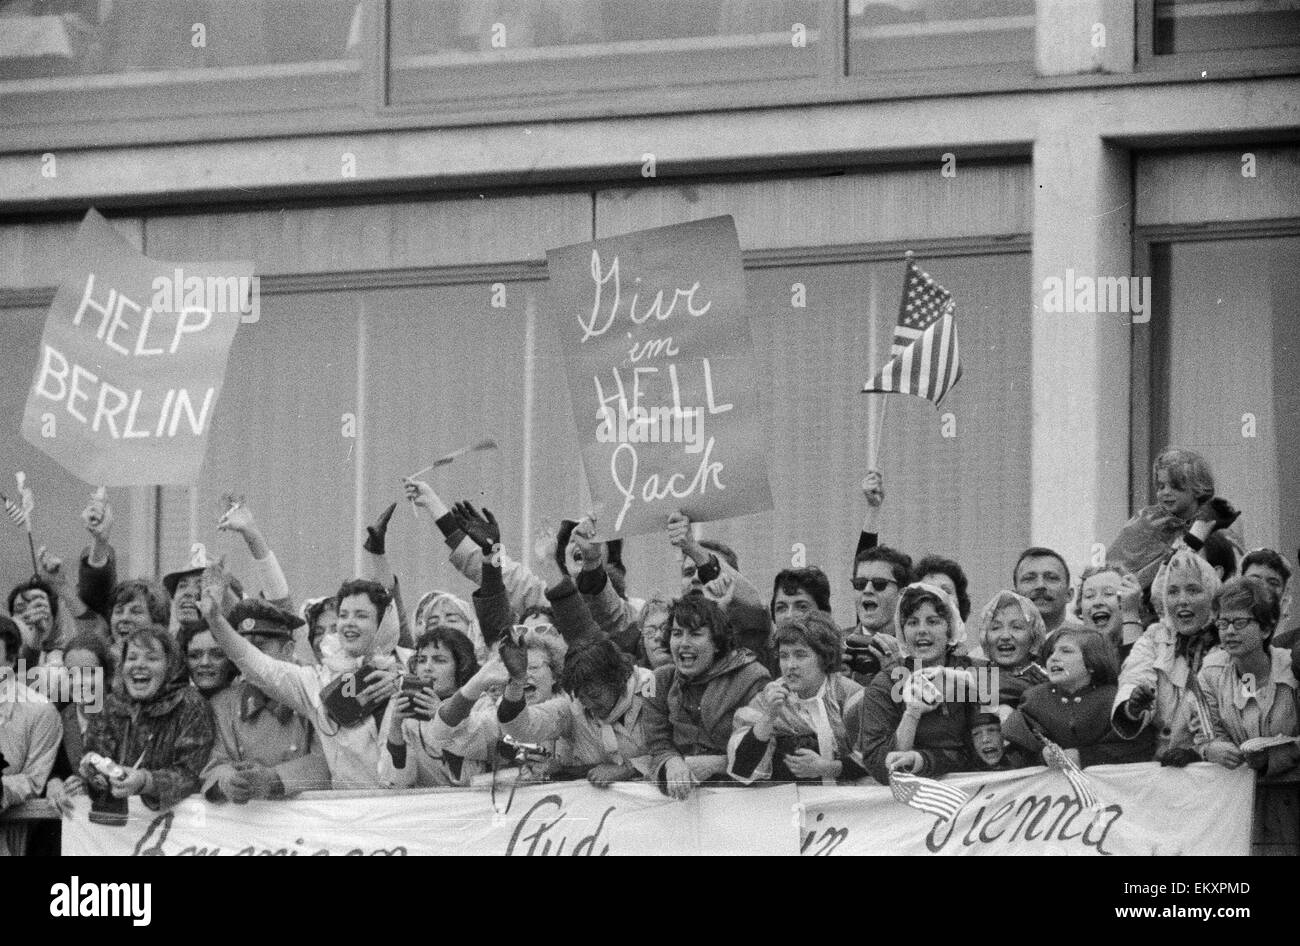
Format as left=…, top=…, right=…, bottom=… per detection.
left=1194, top=576, right=1300, bottom=777
left=77, top=625, right=215, bottom=812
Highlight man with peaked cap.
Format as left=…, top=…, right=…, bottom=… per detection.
left=200, top=599, right=330, bottom=802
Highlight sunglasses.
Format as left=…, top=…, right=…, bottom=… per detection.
left=851, top=576, right=897, bottom=593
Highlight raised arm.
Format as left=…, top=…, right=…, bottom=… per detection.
left=217, top=501, right=291, bottom=609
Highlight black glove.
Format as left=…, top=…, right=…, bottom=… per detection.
left=1124, top=683, right=1156, bottom=719
left=362, top=502, right=397, bottom=555
left=1159, top=747, right=1200, bottom=768
left=1195, top=497, right=1240, bottom=532
left=452, top=501, right=500, bottom=555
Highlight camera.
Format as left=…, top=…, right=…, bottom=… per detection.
left=321, top=663, right=380, bottom=727
left=844, top=634, right=881, bottom=676
left=399, top=676, right=435, bottom=722
left=82, top=752, right=129, bottom=826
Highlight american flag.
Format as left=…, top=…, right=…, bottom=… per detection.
left=889, top=771, right=970, bottom=822
left=862, top=255, right=962, bottom=406
left=2, top=472, right=34, bottom=531
left=1042, top=739, right=1101, bottom=813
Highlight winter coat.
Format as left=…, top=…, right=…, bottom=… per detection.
left=201, top=679, right=331, bottom=800
left=1004, top=682, right=1154, bottom=767
left=82, top=682, right=215, bottom=810
left=643, top=649, right=770, bottom=777
left=855, top=653, right=979, bottom=784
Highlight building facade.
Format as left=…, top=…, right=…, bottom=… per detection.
left=1, top=0, right=1297, bottom=617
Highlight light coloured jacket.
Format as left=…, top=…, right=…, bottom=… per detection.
left=233, top=648, right=384, bottom=790
left=0, top=679, right=61, bottom=810
left=1195, top=647, right=1300, bottom=750
left=501, top=667, right=656, bottom=775
left=1112, top=620, right=1223, bottom=759
left=380, top=692, right=501, bottom=788
left=448, top=536, right=549, bottom=616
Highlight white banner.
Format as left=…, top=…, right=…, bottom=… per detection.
left=62, top=763, right=1253, bottom=856
left=797, top=763, right=1255, bottom=856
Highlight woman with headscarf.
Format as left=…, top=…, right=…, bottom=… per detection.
left=1111, top=548, right=1223, bottom=765
left=728, top=611, right=866, bottom=785
left=855, top=582, right=982, bottom=783
left=73, top=625, right=215, bottom=811
left=412, top=589, right=489, bottom=663
left=974, top=590, right=1049, bottom=717
left=1195, top=577, right=1300, bottom=777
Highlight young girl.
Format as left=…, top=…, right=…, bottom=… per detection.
left=1005, top=631, right=1153, bottom=766
left=1107, top=447, right=1241, bottom=589
left=728, top=611, right=866, bottom=785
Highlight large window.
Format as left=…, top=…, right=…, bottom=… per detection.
left=1144, top=234, right=1300, bottom=564
left=0, top=0, right=363, bottom=121
left=1139, top=0, right=1300, bottom=68
left=388, top=0, right=823, bottom=104
left=847, top=0, right=1034, bottom=77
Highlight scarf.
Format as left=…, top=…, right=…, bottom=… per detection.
left=1173, top=624, right=1219, bottom=678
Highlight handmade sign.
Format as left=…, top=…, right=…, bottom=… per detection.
left=545, top=216, right=772, bottom=537
left=21, top=209, right=253, bottom=486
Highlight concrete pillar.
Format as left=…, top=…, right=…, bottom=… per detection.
left=1037, top=0, right=1135, bottom=76
left=1030, top=109, right=1133, bottom=572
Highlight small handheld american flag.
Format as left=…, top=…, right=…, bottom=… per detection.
left=1042, top=739, right=1102, bottom=816
left=863, top=254, right=963, bottom=407
left=889, top=770, right=970, bottom=823
left=2, top=472, right=34, bottom=532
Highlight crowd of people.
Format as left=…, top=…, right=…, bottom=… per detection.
left=1, top=446, right=1297, bottom=854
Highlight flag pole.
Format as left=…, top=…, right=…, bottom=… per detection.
left=869, top=394, right=889, bottom=470
left=26, top=528, right=39, bottom=578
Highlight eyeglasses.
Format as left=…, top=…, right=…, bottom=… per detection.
left=681, top=564, right=697, bottom=579
left=1215, top=617, right=1259, bottom=632
left=851, top=576, right=897, bottom=593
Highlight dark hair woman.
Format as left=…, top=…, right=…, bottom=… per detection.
left=642, top=593, right=770, bottom=799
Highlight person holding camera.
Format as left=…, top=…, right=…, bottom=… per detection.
left=379, top=625, right=481, bottom=787
left=201, top=565, right=401, bottom=790
left=75, top=624, right=215, bottom=813
left=200, top=600, right=330, bottom=802
left=728, top=611, right=867, bottom=785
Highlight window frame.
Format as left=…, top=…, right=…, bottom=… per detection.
left=1129, top=218, right=1300, bottom=514
left=1135, top=0, right=1300, bottom=73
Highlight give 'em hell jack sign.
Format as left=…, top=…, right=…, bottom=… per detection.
left=546, top=216, right=773, bottom=538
